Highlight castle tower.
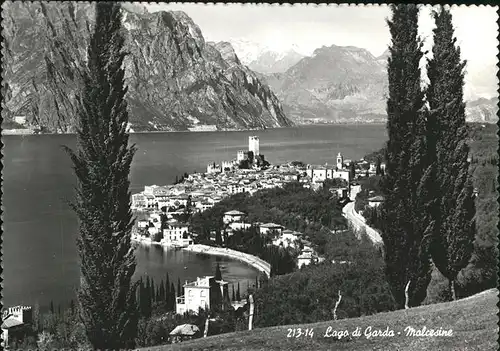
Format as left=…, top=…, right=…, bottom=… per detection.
left=248, top=136, right=260, bottom=156
left=336, top=152, right=343, bottom=170
left=237, top=150, right=245, bottom=162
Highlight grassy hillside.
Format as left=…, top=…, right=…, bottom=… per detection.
left=141, top=288, right=498, bottom=351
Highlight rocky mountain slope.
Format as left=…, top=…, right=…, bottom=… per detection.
left=260, top=44, right=497, bottom=124
left=2, top=2, right=293, bottom=132
left=262, top=45, right=389, bottom=123
left=465, top=97, right=498, bottom=123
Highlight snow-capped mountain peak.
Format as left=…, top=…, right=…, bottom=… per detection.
left=227, top=38, right=306, bottom=73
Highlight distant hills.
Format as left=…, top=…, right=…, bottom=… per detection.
left=465, top=97, right=498, bottom=123
left=260, top=44, right=389, bottom=123
left=234, top=42, right=497, bottom=124
left=2, top=3, right=293, bottom=132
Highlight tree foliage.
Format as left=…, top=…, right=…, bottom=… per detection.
left=425, top=6, right=477, bottom=300
left=190, top=182, right=347, bottom=255
left=254, top=233, right=396, bottom=327
left=380, top=4, right=432, bottom=309
left=63, top=2, right=139, bottom=349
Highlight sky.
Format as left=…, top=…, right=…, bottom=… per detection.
left=142, top=3, right=498, bottom=99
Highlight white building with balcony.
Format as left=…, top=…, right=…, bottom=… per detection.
left=176, top=276, right=229, bottom=315
left=161, top=222, right=191, bottom=247
left=297, top=247, right=316, bottom=269
left=223, top=210, right=245, bottom=224
left=259, top=223, right=284, bottom=236
left=131, top=193, right=146, bottom=210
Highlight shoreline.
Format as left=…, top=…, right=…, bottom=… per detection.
left=183, top=244, right=271, bottom=278
left=131, top=236, right=271, bottom=277
left=1, top=123, right=389, bottom=136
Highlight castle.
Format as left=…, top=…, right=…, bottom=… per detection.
left=208, top=136, right=262, bottom=174
left=248, top=136, right=260, bottom=156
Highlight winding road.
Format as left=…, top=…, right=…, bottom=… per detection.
left=342, top=185, right=383, bottom=245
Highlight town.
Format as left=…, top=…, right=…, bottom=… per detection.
left=127, top=136, right=385, bottom=313
left=130, top=136, right=385, bottom=244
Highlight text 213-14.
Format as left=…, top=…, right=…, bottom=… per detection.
left=287, top=328, right=314, bottom=338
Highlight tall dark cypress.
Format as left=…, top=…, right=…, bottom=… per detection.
left=170, top=282, right=176, bottom=311
left=215, top=262, right=223, bottom=281
left=236, top=282, right=241, bottom=301
left=380, top=4, right=432, bottom=308
left=150, top=278, right=156, bottom=303
left=426, top=7, right=476, bottom=300
left=64, top=2, right=138, bottom=348
left=159, top=280, right=165, bottom=302
left=137, top=278, right=146, bottom=317
left=166, top=273, right=170, bottom=298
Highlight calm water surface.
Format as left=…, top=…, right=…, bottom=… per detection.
left=3, top=125, right=387, bottom=309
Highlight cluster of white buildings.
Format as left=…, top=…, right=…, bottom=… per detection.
left=221, top=209, right=324, bottom=268
left=134, top=212, right=193, bottom=248
left=131, top=135, right=387, bottom=250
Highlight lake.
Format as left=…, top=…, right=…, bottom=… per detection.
left=2, top=124, right=387, bottom=310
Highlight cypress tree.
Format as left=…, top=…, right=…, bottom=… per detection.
left=144, top=277, right=152, bottom=317
left=64, top=2, right=138, bottom=348
left=380, top=4, right=432, bottom=309
left=177, top=278, right=182, bottom=297
left=166, top=273, right=170, bottom=296
left=215, top=230, right=222, bottom=245
left=50, top=301, right=54, bottom=314
left=375, top=157, right=382, bottom=176
left=70, top=299, right=75, bottom=316
left=349, top=162, right=356, bottom=181
left=170, top=282, right=176, bottom=311
left=137, top=278, right=146, bottom=317
left=232, top=284, right=236, bottom=301
left=33, top=302, right=41, bottom=333
left=215, top=262, right=223, bottom=281
left=236, top=282, right=241, bottom=301
left=150, top=278, right=156, bottom=303
left=426, top=6, right=476, bottom=300
left=159, top=280, right=165, bottom=302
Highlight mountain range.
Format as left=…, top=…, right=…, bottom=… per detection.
left=259, top=45, right=390, bottom=123
left=2, top=3, right=293, bottom=132
left=229, top=39, right=497, bottom=124
left=2, top=3, right=496, bottom=133
left=252, top=45, right=497, bottom=124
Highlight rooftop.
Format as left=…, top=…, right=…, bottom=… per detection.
left=1, top=316, right=24, bottom=329
left=224, top=210, right=245, bottom=216
left=184, top=276, right=214, bottom=288
left=169, top=323, right=200, bottom=336
left=260, top=223, right=284, bottom=229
